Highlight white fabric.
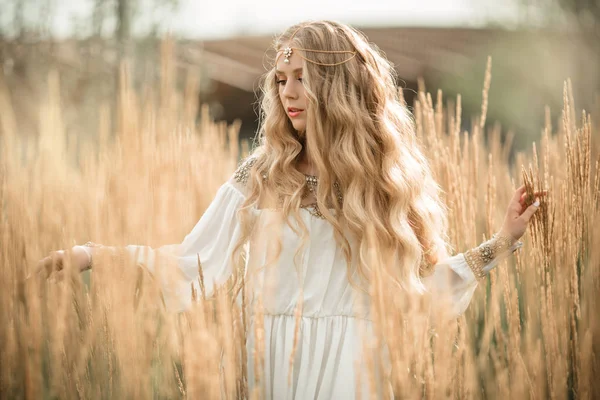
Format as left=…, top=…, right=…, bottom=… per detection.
left=125, top=181, right=245, bottom=312
left=122, top=180, right=520, bottom=399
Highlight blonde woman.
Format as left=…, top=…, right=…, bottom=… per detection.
left=39, top=21, right=544, bottom=399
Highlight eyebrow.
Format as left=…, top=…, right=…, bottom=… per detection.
left=275, top=68, right=303, bottom=75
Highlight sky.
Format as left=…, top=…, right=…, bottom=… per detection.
left=8, top=0, right=526, bottom=39
left=167, top=0, right=524, bottom=39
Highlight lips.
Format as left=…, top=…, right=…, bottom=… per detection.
left=287, top=107, right=304, bottom=118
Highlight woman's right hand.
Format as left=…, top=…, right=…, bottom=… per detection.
left=34, top=246, right=92, bottom=279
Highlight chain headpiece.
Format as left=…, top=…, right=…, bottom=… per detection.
left=276, top=25, right=357, bottom=67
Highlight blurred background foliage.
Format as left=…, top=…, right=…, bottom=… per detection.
left=0, top=0, right=598, bottom=153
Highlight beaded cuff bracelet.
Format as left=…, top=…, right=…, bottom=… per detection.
left=464, top=233, right=516, bottom=280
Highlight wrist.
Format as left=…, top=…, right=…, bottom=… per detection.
left=464, top=233, right=516, bottom=280
left=72, top=246, right=92, bottom=271
left=496, top=228, right=518, bottom=246
left=74, top=242, right=101, bottom=271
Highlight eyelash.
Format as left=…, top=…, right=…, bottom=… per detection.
left=276, top=78, right=303, bottom=86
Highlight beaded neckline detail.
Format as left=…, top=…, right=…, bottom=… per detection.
left=234, top=157, right=342, bottom=219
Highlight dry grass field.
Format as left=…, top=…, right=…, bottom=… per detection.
left=0, top=43, right=598, bottom=399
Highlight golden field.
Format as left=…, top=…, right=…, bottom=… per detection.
left=0, top=42, right=598, bottom=399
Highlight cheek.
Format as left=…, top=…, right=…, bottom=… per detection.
left=300, top=89, right=310, bottom=110
left=278, top=87, right=285, bottom=103
left=298, top=85, right=306, bottom=100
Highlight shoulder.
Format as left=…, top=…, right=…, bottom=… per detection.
left=232, top=156, right=259, bottom=186
left=228, top=155, right=268, bottom=197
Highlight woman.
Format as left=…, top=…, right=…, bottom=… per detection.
left=38, top=21, right=543, bottom=399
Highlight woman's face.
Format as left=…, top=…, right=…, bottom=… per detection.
left=276, top=49, right=307, bottom=133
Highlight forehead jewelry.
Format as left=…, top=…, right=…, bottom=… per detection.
left=280, top=46, right=357, bottom=66
left=278, top=25, right=357, bottom=67
left=283, top=47, right=293, bottom=63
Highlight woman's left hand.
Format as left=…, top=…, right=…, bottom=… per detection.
left=499, top=185, right=548, bottom=243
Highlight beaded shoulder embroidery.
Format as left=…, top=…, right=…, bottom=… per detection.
left=233, top=157, right=258, bottom=186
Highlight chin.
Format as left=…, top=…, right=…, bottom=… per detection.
left=292, top=122, right=306, bottom=132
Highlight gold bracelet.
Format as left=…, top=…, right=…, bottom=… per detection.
left=464, top=233, right=514, bottom=280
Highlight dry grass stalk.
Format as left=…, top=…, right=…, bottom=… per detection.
left=480, top=56, right=492, bottom=131
left=0, top=41, right=599, bottom=399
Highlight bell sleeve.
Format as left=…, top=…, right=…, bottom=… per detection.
left=421, top=233, right=523, bottom=317
left=123, top=181, right=246, bottom=313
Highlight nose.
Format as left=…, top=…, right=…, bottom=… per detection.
left=282, top=79, right=299, bottom=100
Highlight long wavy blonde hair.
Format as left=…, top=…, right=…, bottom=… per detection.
left=232, top=20, right=450, bottom=294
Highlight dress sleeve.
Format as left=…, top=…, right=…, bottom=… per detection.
left=124, top=181, right=245, bottom=313
left=421, top=234, right=523, bottom=317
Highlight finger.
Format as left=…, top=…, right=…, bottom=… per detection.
left=37, top=256, right=54, bottom=277
left=511, top=185, right=527, bottom=203
left=49, top=270, right=66, bottom=283
left=520, top=191, right=546, bottom=205
left=26, top=263, right=47, bottom=281
left=514, top=202, right=525, bottom=215
left=37, top=253, right=63, bottom=277
left=519, top=199, right=540, bottom=222
left=510, top=197, right=524, bottom=210
left=519, top=192, right=528, bottom=206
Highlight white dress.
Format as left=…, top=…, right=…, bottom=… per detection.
left=123, top=178, right=522, bottom=399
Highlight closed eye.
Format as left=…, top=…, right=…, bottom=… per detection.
left=276, top=78, right=302, bottom=86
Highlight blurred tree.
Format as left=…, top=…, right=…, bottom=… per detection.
left=116, top=0, right=130, bottom=41
left=517, top=0, right=600, bottom=124
left=519, top=0, right=600, bottom=65
left=13, top=0, right=24, bottom=38
left=519, top=0, right=599, bottom=38
left=92, top=0, right=106, bottom=37
left=0, top=0, right=180, bottom=39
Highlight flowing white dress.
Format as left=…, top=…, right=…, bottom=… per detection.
left=122, top=177, right=522, bottom=399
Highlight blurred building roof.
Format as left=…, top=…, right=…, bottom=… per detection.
left=179, top=27, right=507, bottom=92
left=11, top=26, right=581, bottom=95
